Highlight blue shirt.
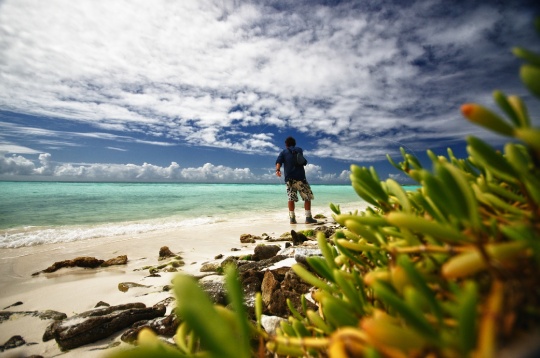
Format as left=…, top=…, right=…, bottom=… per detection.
left=275, top=146, right=307, bottom=181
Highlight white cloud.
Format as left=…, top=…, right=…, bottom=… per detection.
left=0, top=152, right=351, bottom=183
left=0, top=0, right=538, bottom=162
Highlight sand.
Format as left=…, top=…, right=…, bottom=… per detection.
left=0, top=214, right=317, bottom=358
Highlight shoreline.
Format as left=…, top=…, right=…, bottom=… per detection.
left=0, top=214, right=325, bottom=357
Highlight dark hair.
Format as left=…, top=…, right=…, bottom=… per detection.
left=285, top=136, right=296, bottom=147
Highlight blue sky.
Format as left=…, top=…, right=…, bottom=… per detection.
left=0, top=0, right=539, bottom=183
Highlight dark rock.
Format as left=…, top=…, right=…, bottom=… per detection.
left=158, top=246, right=175, bottom=260
left=3, top=301, right=23, bottom=309
left=44, top=303, right=166, bottom=351
left=240, top=234, right=261, bottom=243
left=118, top=282, right=150, bottom=292
left=0, top=335, right=25, bottom=352
left=231, top=248, right=241, bottom=251
left=121, top=312, right=180, bottom=344
left=214, top=254, right=223, bottom=259
left=198, top=275, right=227, bottom=305
left=268, top=289, right=317, bottom=317
left=281, top=269, right=312, bottom=295
left=41, top=257, right=105, bottom=273
left=94, top=301, right=110, bottom=308
left=240, top=269, right=263, bottom=297
left=101, top=255, right=128, bottom=267
left=314, top=225, right=338, bottom=238
left=291, top=230, right=308, bottom=245
left=252, top=244, right=281, bottom=261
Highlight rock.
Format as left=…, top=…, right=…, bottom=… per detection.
left=198, top=275, right=227, bottom=305
left=200, top=262, right=221, bottom=273
left=41, top=257, right=105, bottom=273
left=94, top=301, right=110, bottom=308
left=118, top=282, right=150, bottom=292
left=240, top=233, right=261, bottom=243
left=158, top=246, right=176, bottom=260
left=261, top=315, right=286, bottom=336
left=44, top=303, right=166, bottom=351
left=0, top=335, right=26, bottom=352
left=220, top=256, right=238, bottom=269
left=101, top=255, right=128, bottom=267
left=0, top=310, right=67, bottom=324
left=314, top=224, right=338, bottom=238
left=121, top=312, right=180, bottom=344
left=237, top=255, right=289, bottom=274
left=268, top=289, right=317, bottom=317
left=261, top=271, right=280, bottom=307
left=3, top=301, right=23, bottom=309
left=281, top=269, right=312, bottom=295
left=291, top=230, right=309, bottom=245
left=214, top=254, right=223, bottom=259
left=252, top=244, right=281, bottom=261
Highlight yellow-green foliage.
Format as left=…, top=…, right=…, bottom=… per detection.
left=106, top=19, right=540, bottom=358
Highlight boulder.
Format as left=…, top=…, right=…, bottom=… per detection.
left=252, top=244, right=281, bottom=261
left=44, top=303, right=166, bottom=351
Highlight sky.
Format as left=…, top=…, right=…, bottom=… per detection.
left=0, top=0, right=539, bottom=184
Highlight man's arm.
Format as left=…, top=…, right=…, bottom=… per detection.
left=275, top=163, right=282, bottom=177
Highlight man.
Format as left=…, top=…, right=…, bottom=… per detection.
left=275, top=136, right=318, bottom=224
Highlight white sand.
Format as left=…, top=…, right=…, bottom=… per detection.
left=0, top=215, right=322, bottom=357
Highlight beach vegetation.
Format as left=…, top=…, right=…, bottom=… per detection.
left=106, top=18, right=540, bottom=358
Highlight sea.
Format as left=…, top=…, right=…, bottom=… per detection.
left=0, top=181, right=381, bottom=249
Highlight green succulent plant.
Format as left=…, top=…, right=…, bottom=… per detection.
left=106, top=18, right=540, bottom=358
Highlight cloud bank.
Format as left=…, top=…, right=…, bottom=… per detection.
left=0, top=152, right=347, bottom=183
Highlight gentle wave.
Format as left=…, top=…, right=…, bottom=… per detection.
left=0, top=216, right=220, bottom=249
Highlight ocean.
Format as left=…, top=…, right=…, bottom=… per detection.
left=0, top=181, right=378, bottom=249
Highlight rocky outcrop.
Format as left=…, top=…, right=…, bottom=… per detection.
left=43, top=303, right=166, bottom=351
left=33, top=255, right=129, bottom=275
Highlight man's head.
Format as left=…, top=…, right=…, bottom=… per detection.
left=285, top=136, right=296, bottom=148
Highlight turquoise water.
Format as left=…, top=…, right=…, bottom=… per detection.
left=0, top=182, right=376, bottom=248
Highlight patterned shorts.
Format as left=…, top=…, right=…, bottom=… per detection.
left=286, top=179, right=314, bottom=202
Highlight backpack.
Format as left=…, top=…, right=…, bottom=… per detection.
left=289, top=148, right=307, bottom=167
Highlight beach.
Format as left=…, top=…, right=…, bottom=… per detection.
left=0, top=216, right=309, bottom=357
left=0, top=182, right=371, bottom=357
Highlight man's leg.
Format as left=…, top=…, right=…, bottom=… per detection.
left=288, top=201, right=296, bottom=223
left=304, top=200, right=314, bottom=221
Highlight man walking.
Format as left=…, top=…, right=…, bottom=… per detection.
left=275, top=136, right=318, bottom=224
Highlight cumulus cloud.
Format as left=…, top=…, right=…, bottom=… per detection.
left=0, top=152, right=349, bottom=183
